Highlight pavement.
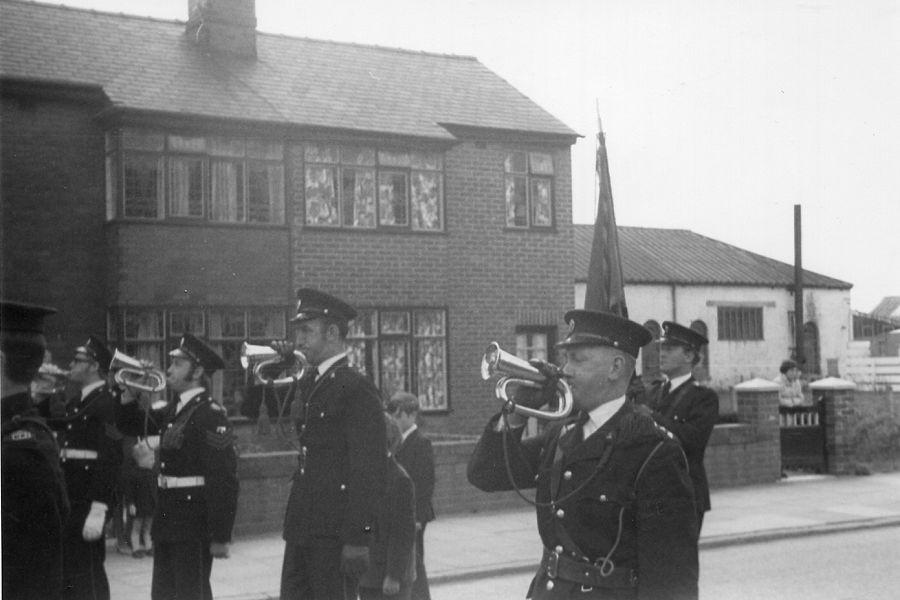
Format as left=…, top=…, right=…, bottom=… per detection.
left=107, top=471, right=900, bottom=599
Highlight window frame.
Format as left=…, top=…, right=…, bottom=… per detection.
left=346, top=307, right=450, bottom=413
left=107, top=128, right=286, bottom=226
left=717, top=306, right=764, bottom=341
left=303, top=144, right=445, bottom=233
left=504, top=150, right=556, bottom=230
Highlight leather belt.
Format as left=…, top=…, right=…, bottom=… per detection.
left=158, top=475, right=205, bottom=489
left=60, top=448, right=98, bottom=460
left=541, top=548, right=637, bottom=589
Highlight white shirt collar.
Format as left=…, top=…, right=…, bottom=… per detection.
left=316, top=351, right=348, bottom=379
left=667, top=372, right=693, bottom=393
left=400, top=423, right=418, bottom=443
left=176, top=387, right=205, bottom=415
left=583, top=395, right=627, bottom=440
left=80, top=380, right=106, bottom=400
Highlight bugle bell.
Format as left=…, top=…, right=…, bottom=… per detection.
left=480, top=341, right=573, bottom=420
left=110, top=349, right=166, bottom=393
left=240, top=342, right=309, bottom=387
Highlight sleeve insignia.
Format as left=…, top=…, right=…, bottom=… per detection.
left=9, top=429, right=34, bottom=441
left=204, top=428, right=236, bottom=450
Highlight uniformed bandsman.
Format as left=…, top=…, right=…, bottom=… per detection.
left=116, top=333, right=238, bottom=600
left=279, top=288, right=387, bottom=600
left=56, top=335, right=120, bottom=600
left=642, top=321, right=718, bottom=531
left=468, top=310, right=699, bottom=600
left=1, top=300, right=69, bottom=600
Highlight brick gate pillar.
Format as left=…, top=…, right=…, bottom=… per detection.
left=733, top=378, right=781, bottom=481
left=810, top=377, right=857, bottom=475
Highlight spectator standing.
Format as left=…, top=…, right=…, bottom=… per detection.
left=775, top=359, right=807, bottom=407
left=359, top=414, right=417, bottom=600
left=387, top=392, right=435, bottom=600
left=642, top=321, right=718, bottom=532
left=1, top=301, right=69, bottom=599
left=468, top=310, right=699, bottom=599
left=278, top=288, right=387, bottom=600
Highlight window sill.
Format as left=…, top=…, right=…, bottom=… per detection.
left=105, top=218, right=290, bottom=231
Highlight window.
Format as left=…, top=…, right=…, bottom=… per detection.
left=109, top=306, right=287, bottom=416
left=304, top=145, right=443, bottom=232
left=108, top=129, right=285, bottom=225
left=347, top=308, right=448, bottom=411
left=504, top=151, right=554, bottom=228
left=717, top=306, right=764, bottom=340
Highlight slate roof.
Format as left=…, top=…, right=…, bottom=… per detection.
left=0, top=0, right=577, bottom=141
left=574, top=224, right=852, bottom=289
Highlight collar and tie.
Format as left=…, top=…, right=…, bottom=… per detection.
left=661, top=380, right=672, bottom=399
left=559, top=410, right=591, bottom=454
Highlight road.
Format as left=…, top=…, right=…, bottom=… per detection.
left=431, top=526, right=900, bottom=600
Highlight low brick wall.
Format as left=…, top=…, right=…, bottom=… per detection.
left=233, top=417, right=782, bottom=535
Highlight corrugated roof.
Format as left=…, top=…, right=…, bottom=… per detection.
left=0, top=1, right=577, bottom=140
left=574, top=224, right=852, bottom=289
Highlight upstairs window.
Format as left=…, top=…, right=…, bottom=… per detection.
left=304, top=145, right=443, bottom=232
left=505, top=151, right=554, bottom=228
left=109, top=129, right=285, bottom=225
left=718, top=306, right=764, bottom=341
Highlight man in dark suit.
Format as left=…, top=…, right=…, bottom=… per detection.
left=56, top=336, right=120, bottom=600
left=468, top=310, right=699, bottom=600
left=642, top=321, right=718, bottom=532
left=279, top=288, right=387, bottom=600
left=116, top=333, right=238, bottom=600
left=1, top=301, right=69, bottom=600
left=387, top=392, right=435, bottom=600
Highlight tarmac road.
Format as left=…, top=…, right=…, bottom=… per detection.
left=431, top=525, right=900, bottom=600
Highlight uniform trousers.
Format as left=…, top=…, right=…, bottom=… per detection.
left=151, top=540, right=212, bottom=600
left=62, top=525, right=109, bottom=600
left=281, top=540, right=358, bottom=600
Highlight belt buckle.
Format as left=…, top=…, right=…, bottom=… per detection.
left=545, top=550, right=559, bottom=579
left=158, top=476, right=168, bottom=489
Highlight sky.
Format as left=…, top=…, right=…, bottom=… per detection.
left=54, top=0, right=899, bottom=311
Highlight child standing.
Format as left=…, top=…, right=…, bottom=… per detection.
left=358, top=414, right=416, bottom=600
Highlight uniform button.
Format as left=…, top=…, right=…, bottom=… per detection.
left=556, top=509, right=565, bottom=518
left=186, top=494, right=191, bottom=500
left=300, top=425, right=306, bottom=433
left=84, top=465, right=89, bottom=471
left=546, top=580, right=555, bottom=591
left=160, top=462, right=166, bottom=469
left=563, top=470, right=572, bottom=480
left=340, top=484, right=347, bottom=491
left=167, top=423, right=173, bottom=429
left=600, top=494, right=607, bottom=502
left=319, top=412, right=325, bottom=418
left=534, top=474, right=540, bottom=482
left=555, top=545, right=563, bottom=553
left=364, top=525, right=371, bottom=532
left=67, top=424, right=72, bottom=430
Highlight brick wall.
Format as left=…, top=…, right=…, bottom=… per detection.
left=1, top=92, right=108, bottom=358
left=290, top=140, right=574, bottom=435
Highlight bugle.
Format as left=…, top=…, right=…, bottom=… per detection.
left=110, top=349, right=166, bottom=393
left=480, top=341, right=573, bottom=420
left=240, top=342, right=310, bottom=387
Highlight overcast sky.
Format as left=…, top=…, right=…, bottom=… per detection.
left=56, top=0, right=899, bottom=311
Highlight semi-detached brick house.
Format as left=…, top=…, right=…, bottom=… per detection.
left=0, top=0, right=578, bottom=435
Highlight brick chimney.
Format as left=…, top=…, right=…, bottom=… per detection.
left=186, top=0, right=257, bottom=58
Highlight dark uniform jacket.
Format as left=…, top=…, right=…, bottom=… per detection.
left=395, top=427, right=436, bottom=525
left=359, top=456, right=416, bottom=593
left=52, top=383, right=121, bottom=530
left=2, top=392, right=69, bottom=599
left=645, top=378, right=718, bottom=513
left=282, top=358, right=387, bottom=546
left=468, top=401, right=699, bottom=600
left=117, top=391, right=239, bottom=543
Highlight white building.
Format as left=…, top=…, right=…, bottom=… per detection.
left=574, top=225, right=853, bottom=389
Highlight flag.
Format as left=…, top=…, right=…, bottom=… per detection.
left=583, top=117, right=628, bottom=317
